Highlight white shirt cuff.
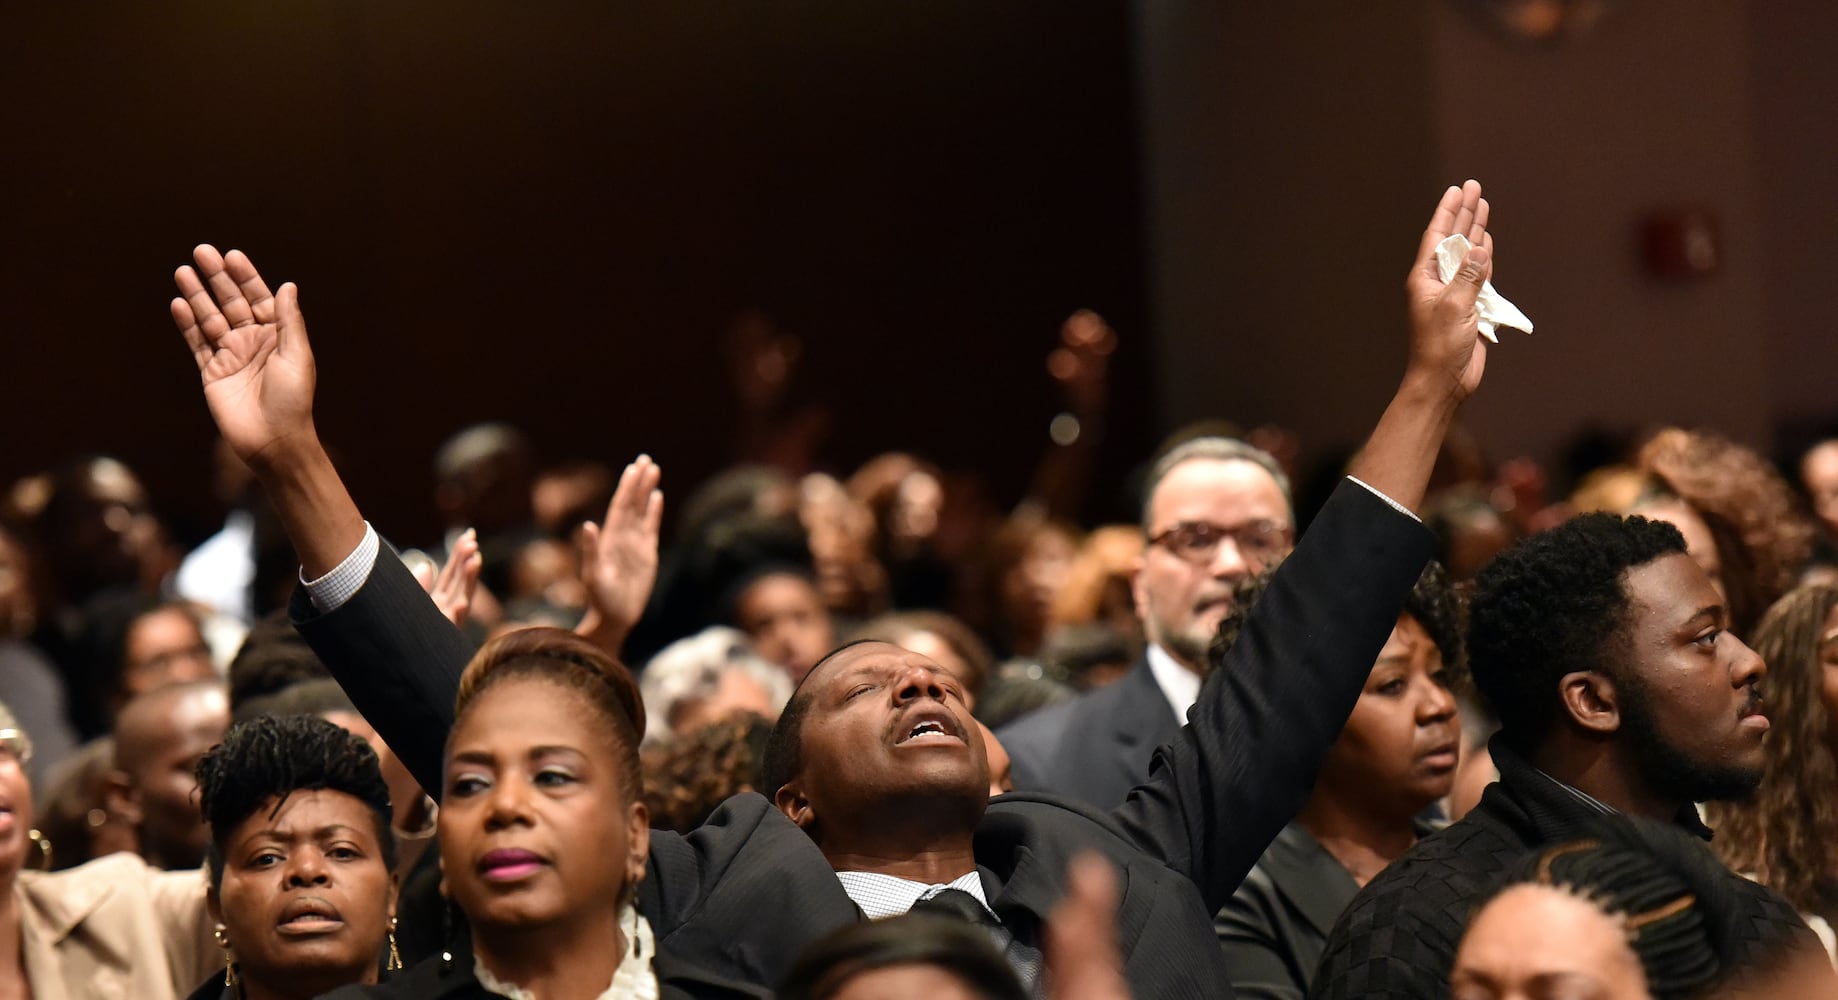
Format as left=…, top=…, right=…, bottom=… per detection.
left=1346, top=476, right=1422, bottom=523
left=301, top=523, right=380, bottom=613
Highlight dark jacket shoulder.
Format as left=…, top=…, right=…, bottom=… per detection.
left=997, top=656, right=1178, bottom=808
left=315, top=947, right=770, bottom=999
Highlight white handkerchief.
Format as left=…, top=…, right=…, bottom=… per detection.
left=1435, top=234, right=1533, bottom=344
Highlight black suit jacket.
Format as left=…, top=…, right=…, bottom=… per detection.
left=292, top=480, right=1433, bottom=999
left=999, top=652, right=1180, bottom=809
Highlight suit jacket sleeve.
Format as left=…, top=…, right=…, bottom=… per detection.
left=1109, top=479, right=1434, bottom=916
left=289, top=546, right=478, bottom=800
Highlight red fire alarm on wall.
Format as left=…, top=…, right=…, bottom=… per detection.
left=1639, top=207, right=1720, bottom=282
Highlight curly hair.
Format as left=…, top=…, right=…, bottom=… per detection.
left=1403, top=562, right=1468, bottom=688
left=195, top=714, right=396, bottom=892
left=454, top=627, right=645, bottom=799
left=641, top=714, right=774, bottom=833
left=1467, top=513, right=1685, bottom=751
left=1703, top=585, right=1838, bottom=913
left=1638, top=428, right=1817, bottom=636
left=1471, top=817, right=1735, bottom=997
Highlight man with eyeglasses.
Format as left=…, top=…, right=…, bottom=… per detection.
left=999, top=437, right=1297, bottom=808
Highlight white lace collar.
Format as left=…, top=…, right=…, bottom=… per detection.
left=472, top=905, right=659, bottom=1000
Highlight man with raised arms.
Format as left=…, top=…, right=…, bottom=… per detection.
left=169, top=183, right=1503, bottom=997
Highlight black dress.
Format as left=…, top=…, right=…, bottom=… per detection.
left=183, top=969, right=232, bottom=1000
left=315, top=937, right=770, bottom=1000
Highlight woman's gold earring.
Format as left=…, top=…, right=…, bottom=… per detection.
left=213, top=925, right=238, bottom=986
left=387, top=918, right=402, bottom=971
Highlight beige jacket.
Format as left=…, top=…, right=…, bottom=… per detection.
left=15, top=852, right=216, bottom=1000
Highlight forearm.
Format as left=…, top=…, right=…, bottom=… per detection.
left=249, top=433, right=368, bottom=578
left=1346, top=374, right=1461, bottom=516
left=573, top=606, right=631, bottom=660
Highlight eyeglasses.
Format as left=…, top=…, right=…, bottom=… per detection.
left=1148, top=520, right=1292, bottom=567
left=0, top=728, right=34, bottom=766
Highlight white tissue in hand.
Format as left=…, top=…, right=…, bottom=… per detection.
left=1435, top=234, right=1533, bottom=344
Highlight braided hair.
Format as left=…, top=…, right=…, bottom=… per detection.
left=1475, top=817, right=1735, bottom=997
left=195, top=714, right=396, bottom=891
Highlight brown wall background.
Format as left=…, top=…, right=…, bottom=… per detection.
left=0, top=2, right=1152, bottom=543
left=1137, top=1, right=1838, bottom=485
left=8, top=2, right=1838, bottom=545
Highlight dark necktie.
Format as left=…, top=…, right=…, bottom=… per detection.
left=911, top=887, right=1042, bottom=993
left=911, top=887, right=1002, bottom=930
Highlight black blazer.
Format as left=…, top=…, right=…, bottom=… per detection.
left=292, top=480, right=1433, bottom=999
left=998, top=652, right=1180, bottom=809
left=316, top=937, right=771, bottom=1000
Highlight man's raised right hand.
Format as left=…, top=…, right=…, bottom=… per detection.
left=171, top=245, right=318, bottom=471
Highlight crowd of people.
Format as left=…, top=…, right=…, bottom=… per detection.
left=0, top=181, right=1835, bottom=998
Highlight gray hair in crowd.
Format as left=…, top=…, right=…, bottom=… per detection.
left=639, top=626, right=794, bottom=745
left=1139, top=436, right=1292, bottom=530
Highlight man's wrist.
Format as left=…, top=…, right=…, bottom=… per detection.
left=1395, top=370, right=1466, bottom=416
left=575, top=607, right=632, bottom=659
left=246, top=426, right=327, bottom=480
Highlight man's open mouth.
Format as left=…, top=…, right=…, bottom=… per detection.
left=894, top=709, right=965, bottom=746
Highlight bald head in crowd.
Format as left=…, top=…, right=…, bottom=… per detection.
left=105, top=679, right=229, bottom=870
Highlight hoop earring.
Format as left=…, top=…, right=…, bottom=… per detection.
left=213, top=925, right=238, bottom=987
left=387, top=917, right=402, bottom=971
left=26, top=829, right=50, bottom=870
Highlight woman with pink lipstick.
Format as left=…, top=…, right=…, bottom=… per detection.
left=323, top=627, right=766, bottom=1000
left=189, top=714, right=401, bottom=1000
left=1217, top=564, right=1465, bottom=999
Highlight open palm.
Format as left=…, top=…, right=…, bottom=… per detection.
left=171, top=245, right=318, bottom=467
left=580, top=455, right=664, bottom=635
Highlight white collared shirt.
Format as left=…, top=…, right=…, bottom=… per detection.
left=834, top=868, right=992, bottom=921
left=1145, top=642, right=1202, bottom=724
left=835, top=869, right=1040, bottom=990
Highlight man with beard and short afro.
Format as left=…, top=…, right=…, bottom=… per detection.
left=1309, top=513, right=1821, bottom=999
